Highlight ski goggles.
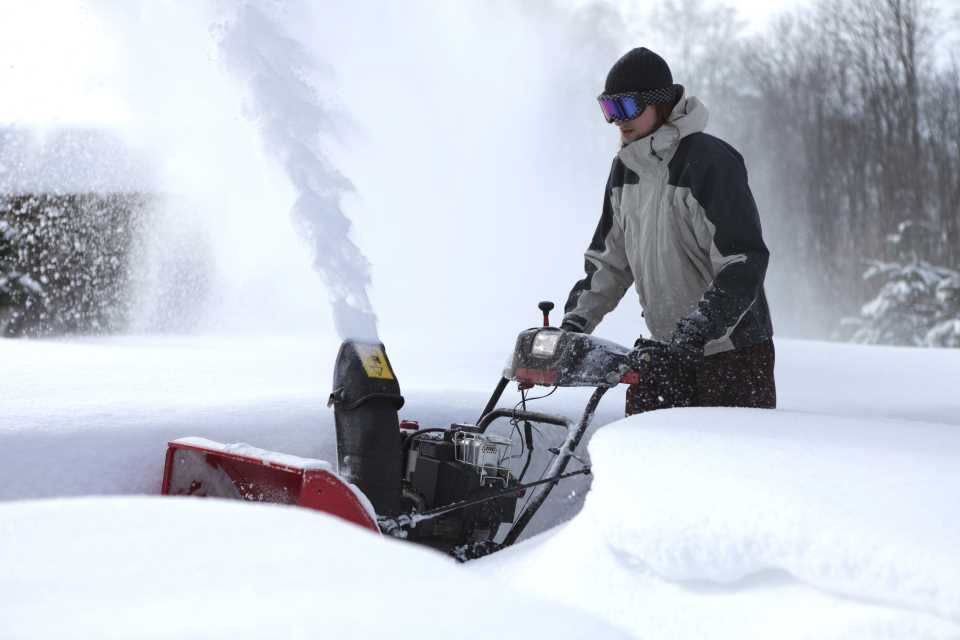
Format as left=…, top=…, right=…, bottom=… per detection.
left=597, top=86, right=678, bottom=123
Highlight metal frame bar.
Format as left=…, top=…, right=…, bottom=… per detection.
left=487, top=386, right=609, bottom=547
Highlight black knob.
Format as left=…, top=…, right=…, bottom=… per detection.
left=538, top=301, right=555, bottom=327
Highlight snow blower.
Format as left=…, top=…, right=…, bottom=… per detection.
left=161, top=301, right=640, bottom=559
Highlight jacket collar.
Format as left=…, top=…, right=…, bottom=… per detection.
left=617, top=91, right=709, bottom=174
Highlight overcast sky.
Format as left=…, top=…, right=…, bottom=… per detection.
left=3, top=0, right=958, bottom=127
left=0, top=0, right=811, bottom=127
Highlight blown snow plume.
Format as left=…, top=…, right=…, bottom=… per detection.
left=217, top=4, right=378, bottom=340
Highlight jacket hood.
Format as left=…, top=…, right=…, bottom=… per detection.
left=618, top=90, right=709, bottom=173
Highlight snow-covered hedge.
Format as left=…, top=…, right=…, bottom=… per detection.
left=0, top=217, right=48, bottom=335
left=0, top=193, right=148, bottom=336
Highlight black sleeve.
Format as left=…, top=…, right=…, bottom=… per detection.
left=672, top=139, right=769, bottom=346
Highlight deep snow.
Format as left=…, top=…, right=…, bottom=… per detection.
left=478, top=409, right=960, bottom=639
left=0, top=333, right=615, bottom=536
left=2, top=334, right=959, bottom=638
left=3, top=1, right=958, bottom=637
left=0, top=497, right=629, bottom=639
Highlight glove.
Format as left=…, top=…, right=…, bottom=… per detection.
left=628, top=336, right=703, bottom=372
left=628, top=339, right=687, bottom=372
left=625, top=338, right=696, bottom=410
left=560, top=321, right=583, bottom=332
left=670, top=316, right=707, bottom=367
left=625, top=320, right=706, bottom=412
left=627, top=318, right=705, bottom=372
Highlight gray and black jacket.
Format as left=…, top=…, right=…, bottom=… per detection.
left=563, top=93, right=772, bottom=356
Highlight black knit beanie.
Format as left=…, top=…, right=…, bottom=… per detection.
left=604, top=47, right=680, bottom=101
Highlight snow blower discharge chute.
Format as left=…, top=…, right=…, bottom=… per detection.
left=161, top=301, right=641, bottom=560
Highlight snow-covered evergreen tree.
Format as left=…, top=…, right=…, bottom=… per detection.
left=843, top=221, right=960, bottom=347
left=925, top=276, right=960, bottom=347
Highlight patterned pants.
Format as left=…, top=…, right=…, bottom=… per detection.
left=625, top=340, right=777, bottom=416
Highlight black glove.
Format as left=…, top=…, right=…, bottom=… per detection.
left=560, top=321, right=583, bottom=332
left=628, top=340, right=684, bottom=372
left=670, top=316, right=708, bottom=366
left=628, top=336, right=703, bottom=372
left=625, top=320, right=707, bottom=411
left=625, top=338, right=695, bottom=410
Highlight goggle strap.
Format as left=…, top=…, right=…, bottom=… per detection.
left=597, top=87, right=678, bottom=122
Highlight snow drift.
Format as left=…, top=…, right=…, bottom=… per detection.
left=3, top=335, right=960, bottom=638
left=479, top=408, right=960, bottom=638
left=0, top=497, right=627, bottom=639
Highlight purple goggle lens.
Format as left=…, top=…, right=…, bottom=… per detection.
left=597, top=93, right=644, bottom=123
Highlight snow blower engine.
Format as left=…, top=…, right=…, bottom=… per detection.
left=326, top=339, right=524, bottom=555
left=162, top=301, right=639, bottom=560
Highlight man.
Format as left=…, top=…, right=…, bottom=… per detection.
left=561, top=47, right=776, bottom=415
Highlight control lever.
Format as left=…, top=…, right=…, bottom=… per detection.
left=538, top=301, right=555, bottom=327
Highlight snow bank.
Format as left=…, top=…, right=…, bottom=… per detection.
left=594, top=410, right=960, bottom=619
left=0, top=335, right=609, bottom=520
left=776, top=339, right=960, bottom=425
left=480, top=408, right=960, bottom=638
left=0, top=497, right=626, bottom=639
left=5, top=335, right=960, bottom=637
left=0, top=336, right=342, bottom=501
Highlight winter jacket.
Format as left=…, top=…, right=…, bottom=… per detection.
left=563, top=93, right=772, bottom=356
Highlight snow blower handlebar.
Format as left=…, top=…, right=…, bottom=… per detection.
left=473, top=306, right=640, bottom=547
left=500, top=385, right=608, bottom=546
left=503, top=326, right=640, bottom=389
left=480, top=320, right=639, bottom=417
left=476, top=408, right=570, bottom=433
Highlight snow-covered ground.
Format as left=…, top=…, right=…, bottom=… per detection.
left=0, top=497, right=628, bottom=640
left=479, top=409, right=960, bottom=639
left=2, top=334, right=959, bottom=638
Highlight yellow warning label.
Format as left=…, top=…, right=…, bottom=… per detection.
left=356, top=345, right=395, bottom=380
